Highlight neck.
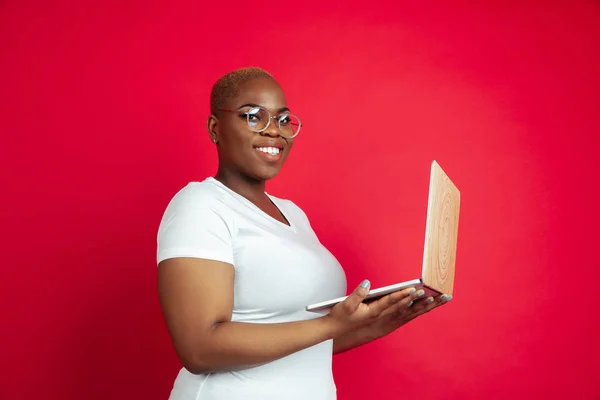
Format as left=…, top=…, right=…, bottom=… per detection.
left=214, top=167, right=267, bottom=204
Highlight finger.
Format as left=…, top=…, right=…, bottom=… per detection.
left=405, top=289, right=427, bottom=308
left=404, top=296, right=436, bottom=320
left=393, top=289, right=426, bottom=315
left=372, top=287, right=419, bottom=318
left=341, top=279, right=371, bottom=313
left=408, top=294, right=450, bottom=318
left=387, top=289, right=423, bottom=317
left=387, top=287, right=419, bottom=304
left=421, top=293, right=453, bottom=309
left=440, top=294, right=453, bottom=303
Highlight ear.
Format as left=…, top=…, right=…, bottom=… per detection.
left=206, top=114, right=219, bottom=144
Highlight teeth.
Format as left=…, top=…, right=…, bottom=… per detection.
left=256, top=147, right=280, bottom=155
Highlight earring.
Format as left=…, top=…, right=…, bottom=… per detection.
left=212, top=137, right=217, bottom=144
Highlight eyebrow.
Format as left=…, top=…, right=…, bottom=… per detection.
left=237, top=103, right=290, bottom=113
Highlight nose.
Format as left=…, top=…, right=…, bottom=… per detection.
left=261, top=116, right=280, bottom=137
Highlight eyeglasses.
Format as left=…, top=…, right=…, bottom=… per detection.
left=218, top=105, right=302, bottom=138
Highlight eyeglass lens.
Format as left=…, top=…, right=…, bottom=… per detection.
left=245, top=107, right=301, bottom=137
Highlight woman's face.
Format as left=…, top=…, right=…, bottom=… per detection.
left=210, top=77, right=295, bottom=182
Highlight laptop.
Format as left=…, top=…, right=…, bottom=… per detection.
left=306, top=160, right=461, bottom=313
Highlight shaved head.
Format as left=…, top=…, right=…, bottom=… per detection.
left=210, top=67, right=274, bottom=114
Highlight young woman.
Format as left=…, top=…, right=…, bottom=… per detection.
left=156, top=67, right=451, bottom=399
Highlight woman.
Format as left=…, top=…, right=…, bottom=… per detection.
left=156, top=67, right=451, bottom=399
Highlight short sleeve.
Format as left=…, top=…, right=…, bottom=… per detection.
left=156, top=191, right=234, bottom=265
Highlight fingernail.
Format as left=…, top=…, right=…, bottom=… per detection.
left=409, top=288, right=416, bottom=295
left=360, top=279, right=370, bottom=289
left=407, top=300, right=414, bottom=307
left=426, top=297, right=434, bottom=304
left=417, top=290, right=425, bottom=297
left=445, top=295, right=453, bottom=302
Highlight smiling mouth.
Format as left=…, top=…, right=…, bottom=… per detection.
left=254, top=146, right=282, bottom=155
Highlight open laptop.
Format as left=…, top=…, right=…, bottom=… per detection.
left=306, top=160, right=461, bottom=313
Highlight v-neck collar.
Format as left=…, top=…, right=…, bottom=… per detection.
left=206, top=177, right=296, bottom=231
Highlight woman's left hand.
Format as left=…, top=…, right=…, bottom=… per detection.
left=364, top=289, right=452, bottom=339
left=332, top=287, right=453, bottom=354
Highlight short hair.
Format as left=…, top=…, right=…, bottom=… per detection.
left=210, top=67, right=274, bottom=115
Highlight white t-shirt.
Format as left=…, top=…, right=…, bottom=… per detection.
left=156, top=177, right=347, bottom=400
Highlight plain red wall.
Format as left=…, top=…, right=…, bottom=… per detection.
left=2, top=1, right=599, bottom=399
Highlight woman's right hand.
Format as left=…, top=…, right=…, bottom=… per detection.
left=326, top=279, right=411, bottom=337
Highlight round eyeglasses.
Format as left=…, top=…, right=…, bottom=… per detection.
left=219, top=106, right=302, bottom=138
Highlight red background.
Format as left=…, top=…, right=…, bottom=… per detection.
left=1, top=1, right=599, bottom=399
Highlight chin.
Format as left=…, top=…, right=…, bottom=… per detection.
left=256, top=170, right=281, bottom=181
left=251, top=166, right=283, bottom=182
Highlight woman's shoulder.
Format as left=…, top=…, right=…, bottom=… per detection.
left=165, top=178, right=229, bottom=211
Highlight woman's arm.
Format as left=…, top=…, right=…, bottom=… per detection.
left=158, top=257, right=394, bottom=374
left=332, top=326, right=380, bottom=354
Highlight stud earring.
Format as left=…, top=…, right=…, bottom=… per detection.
left=212, top=137, right=217, bottom=144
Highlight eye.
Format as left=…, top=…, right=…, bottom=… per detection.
left=243, top=107, right=263, bottom=122
left=247, top=108, right=261, bottom=118
left=278, top=114, right=291, bottom=125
